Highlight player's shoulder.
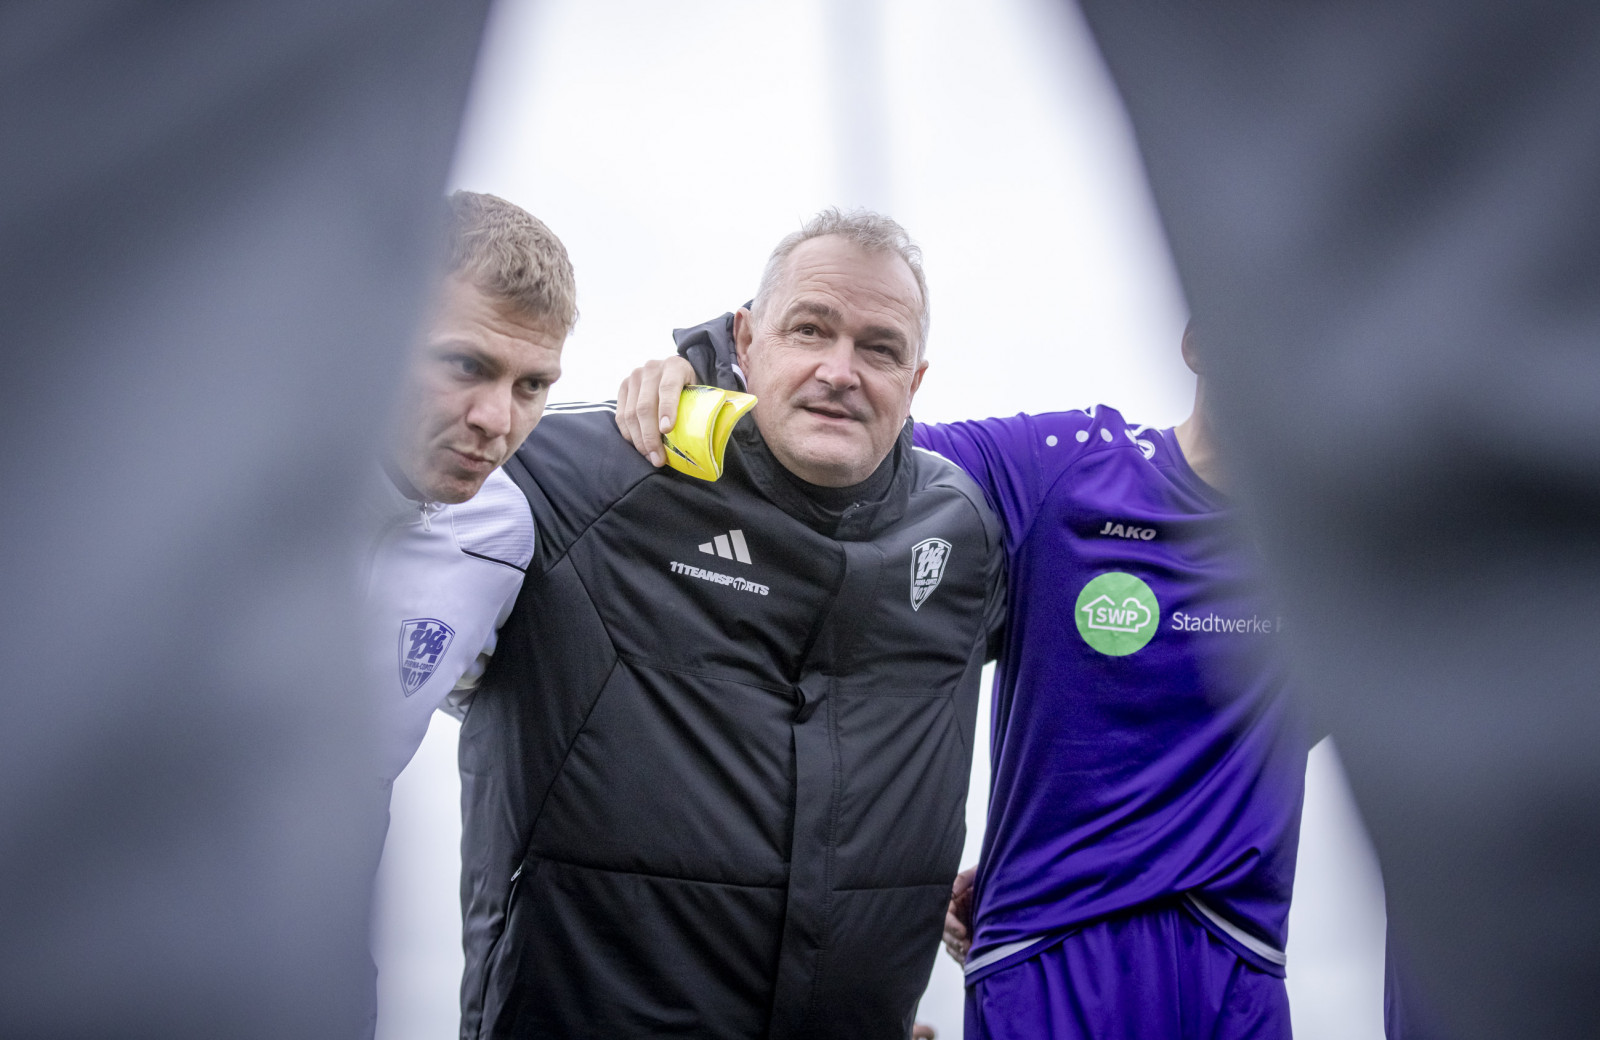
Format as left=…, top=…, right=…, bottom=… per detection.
left=449, top=467, right=536, bottom=571
left=918, top=405, right=1110, bottom=451
left=910, top=439, right=974, bottom=491
left=908, top=442, right=1004, bottom=545
left=533, top=399, right=624, bottom=437
left=507, top=400, right=659, bottom=545
left=1056, top=403, right=1158, bottom=454
left=1024, top=404, right=1162, bottom=465
left=1029, top=402, right=1124, bottom=442
left=937, top=404, right=1147, bottom=455
left=515, top=398, right=635, bottom=466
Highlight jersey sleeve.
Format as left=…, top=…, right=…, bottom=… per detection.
left=915, top=416, right=1040, bottom=542
left=451, top=467, right=537, bottom=571
left=442, top=579, right=522, bottom=718
left=915, top=409, right=1121, bottom=548
left=439, top=468, right=536, bottom=719
left=914, top=412, right=1079, bottom=547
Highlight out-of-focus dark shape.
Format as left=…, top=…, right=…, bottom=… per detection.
left=0, top=3, right=489, bottom=1037
left=1076, top=3, right=1600, bottom=1037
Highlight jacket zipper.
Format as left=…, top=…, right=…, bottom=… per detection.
left=472, top=862, right=524, bottom=1039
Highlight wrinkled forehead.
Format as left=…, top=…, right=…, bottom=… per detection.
left=769, top=238, right=924, bottom=336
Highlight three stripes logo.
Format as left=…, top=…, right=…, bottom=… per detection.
left=699, top=528, right=752, bottom=565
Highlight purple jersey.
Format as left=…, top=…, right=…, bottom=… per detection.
left=915, top=407, right=1306, bottom=978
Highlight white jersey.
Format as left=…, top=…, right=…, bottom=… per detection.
left=362, top=466, right=533, bottom=781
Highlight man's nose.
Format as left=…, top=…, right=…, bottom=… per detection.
left=465, top=385, right=513, bottom=439
left=813, top=337, right=860, bottom=389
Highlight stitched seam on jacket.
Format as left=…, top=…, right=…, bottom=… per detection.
left=832, top=880, right=951, bottom=894
left=614, top=651, right=795, bottom=698
left=529, top=852, right=788, bottom=890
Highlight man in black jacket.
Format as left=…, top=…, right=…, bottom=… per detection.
left=458, top=209, right=1006, bottom=1039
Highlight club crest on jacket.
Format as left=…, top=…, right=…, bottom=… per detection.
left=910, top=537, right=952, bottom=611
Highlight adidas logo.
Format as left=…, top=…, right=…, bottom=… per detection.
left=699, top=528, right=752, bottom=565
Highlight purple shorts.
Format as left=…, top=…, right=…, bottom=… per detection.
left=966, top=903, right=1291, bottom=1040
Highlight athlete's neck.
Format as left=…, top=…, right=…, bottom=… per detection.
left=1173, top=382, right=1226, bottom=492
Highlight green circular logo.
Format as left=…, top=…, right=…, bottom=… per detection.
left=1074, top=572, right=1160, bottom=656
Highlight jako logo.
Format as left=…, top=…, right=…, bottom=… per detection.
left=1099, top=520, right=1157, bottom=541
left=1074, top=572, right=1160, bottom=656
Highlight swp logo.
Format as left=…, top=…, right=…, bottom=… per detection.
left=1074, top=572, right=1160, bottom=656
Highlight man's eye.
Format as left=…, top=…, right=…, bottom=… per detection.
left=448, top=355, right=484, bottom=377
left=516, top=380, right=547, bottom=397
left=795, top=324, right=820, bottom=337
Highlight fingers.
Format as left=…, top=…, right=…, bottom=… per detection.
left=615, top=356, right=703, bottom=467
left=942, top=903, right=970, bottom=965
left=943, top=903, right=970, bottom=942
left=942, top=926, right=969, bottom=965
left=943, top=915, right=968, bottom=952
left=941, top=864, right=977, bottom=965
left=615, top=356, right=699, bottom=467
left=912, top=1025, right=937, bottom=1039
left=949, top=865, right=975, bottom=928
left=616, top=360, right=667, bottom=466
left=615, top=367, right=638, bottom=443
left=656, top=356, right=694, bottom=442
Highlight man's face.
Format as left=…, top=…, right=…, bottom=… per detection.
left=390, top=276, right=563, bottom=504
left=734, top=236, right=927, bottom=487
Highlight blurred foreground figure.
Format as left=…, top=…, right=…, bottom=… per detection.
left=1077, top=4, right=1600, bottom=1037
left=0, top=4, right=489, bottom=1038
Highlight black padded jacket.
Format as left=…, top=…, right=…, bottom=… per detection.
left=458, top=314, right=1006, bottom=1039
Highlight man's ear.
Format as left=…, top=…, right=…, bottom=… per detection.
left=1180, top=320, right=1201, bottom=377
left=909, top=358, right=929, bottom=400
left=733, top=307, right=755, bottom=373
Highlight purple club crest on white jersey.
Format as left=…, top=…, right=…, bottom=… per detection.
left=399, top=617, right=456, bottom=697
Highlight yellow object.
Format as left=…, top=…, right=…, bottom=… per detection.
left=661, top=385, right=758, bottom=481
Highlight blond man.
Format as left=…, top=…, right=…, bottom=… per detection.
left=365, top=190, right=574, bottom=784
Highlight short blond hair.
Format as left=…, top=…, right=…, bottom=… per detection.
left=446, top=191, right=577, bottom=335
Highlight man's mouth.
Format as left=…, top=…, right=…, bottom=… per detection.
left=800, top=402, right=863, bottom=423
left=447, top=447, right=498, bottom=469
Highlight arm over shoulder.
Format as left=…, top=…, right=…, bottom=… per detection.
left=505, top=402, right=659, bottom=572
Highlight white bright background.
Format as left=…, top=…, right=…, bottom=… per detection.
left=374, top=1, right=1389, bottom=1037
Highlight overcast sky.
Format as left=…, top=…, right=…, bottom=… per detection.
left=375, top=3, right=1388, bottom=1037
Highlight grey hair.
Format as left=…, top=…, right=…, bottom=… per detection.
left=751, top=208, right=930, bottom=353
left=445, top=190, right=578, bottom=336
